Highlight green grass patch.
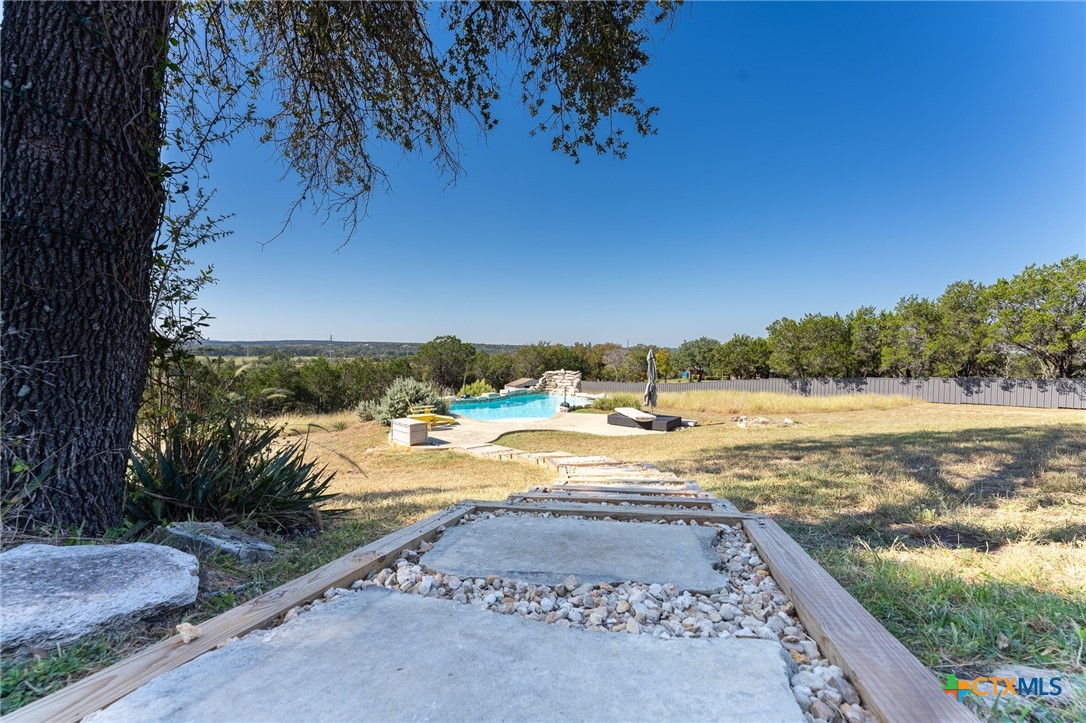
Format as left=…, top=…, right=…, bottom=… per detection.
left=817, top=545, right=1085, bottom=673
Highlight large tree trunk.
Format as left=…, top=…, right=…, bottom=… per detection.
left=2, top=1, right=175, bottom=534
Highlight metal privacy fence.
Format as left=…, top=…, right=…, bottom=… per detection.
left=580, top=377, right=1086, bottom=410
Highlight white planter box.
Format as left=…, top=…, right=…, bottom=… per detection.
left=390, top=418, right=428, bottom=446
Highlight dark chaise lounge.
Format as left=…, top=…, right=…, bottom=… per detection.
left=607, top=412, right=682, bottom=432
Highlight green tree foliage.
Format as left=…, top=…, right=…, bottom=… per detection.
left=225, top=355, right=413, bottom=415
left=767, top=316, right=850, bottom=378
left=675, top=337, right=722, bottom=375
left=931, top=281, right=1001, bottom=376
left=845, top=307, right=887, bottom=377
left=766, top=319, right=804, bottom=377
left=762, top=258, right=1083, bottom=380
left=513, top=341, right=594, bottom=378
left=237, top=2, right=682, bottom=225
left=513, top=342, right=555, bottom=379
left=624, top=344, right=655, bottom=380
left=595, top=343, right=630, bottom=380
left=716, top=335, right=771, bottom=379
left=413, top=335, right=477, bottom=390
left=988, top=256, right=1086, bottom=378
left=470, top=352, right=516, bottom=390
left=880, top=297, right=940, bottom=377
left=239, top=352, right=304, bottom=415
left=654, top=348, right=675, bottom=380
left=341, top=357, right=413, bottom=407
left=296, top=357, right=345, bottom=413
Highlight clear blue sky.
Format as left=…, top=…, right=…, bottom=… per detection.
left=190, top=1, right=1085, bottom=347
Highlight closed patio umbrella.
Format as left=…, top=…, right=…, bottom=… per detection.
left=644, top=348, right=658, bottom=414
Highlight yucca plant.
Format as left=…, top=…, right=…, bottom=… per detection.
left=126, top=413, right=340, bottom=534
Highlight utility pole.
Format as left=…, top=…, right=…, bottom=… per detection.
left=328, top=335, right=333, bottom=362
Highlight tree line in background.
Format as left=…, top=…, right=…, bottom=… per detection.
left=760, top=256, right=1083, bottom=380
left=180, top=256, right=1082, bottom=417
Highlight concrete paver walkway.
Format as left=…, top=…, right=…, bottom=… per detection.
left=91, top=588, right=802, bottom=723
left=420, top=514, right=732, bottom=592
left=85, top=439, right=809, bottom=723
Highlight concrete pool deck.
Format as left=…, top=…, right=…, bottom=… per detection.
left=426, top=410, right=661, bottom=448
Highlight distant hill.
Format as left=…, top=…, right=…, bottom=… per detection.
left=192, top=339, right=522, bottom=360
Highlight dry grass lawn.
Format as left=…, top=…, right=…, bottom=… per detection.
left=272, top=415, right=552, bottom=538
left=5, top=395, right=1083, bottom=719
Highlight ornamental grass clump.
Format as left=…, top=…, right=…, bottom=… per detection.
left=356, top=376, right=446, bottom=425
left=126, top=413, right=340, bottom=534
left=592, top=393, right=643, bottom=412
left=458, top=379, right=495, bottom=397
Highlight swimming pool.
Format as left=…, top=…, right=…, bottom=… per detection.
left=449, top=393, right=594, bottom=422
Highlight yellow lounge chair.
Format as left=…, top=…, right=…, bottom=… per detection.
left=406, top=397, right=456, bottom=429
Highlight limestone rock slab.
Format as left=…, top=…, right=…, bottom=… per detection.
left=1, top=543, right=199, bottom=653
left=420, top=515, right=731, bottom=592
left=165, top=521, right=276, bottom=563
left=91, top=587, right=802, bottom=722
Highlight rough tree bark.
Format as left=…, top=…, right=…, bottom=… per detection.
left=2, top=1, right=175, bottom=534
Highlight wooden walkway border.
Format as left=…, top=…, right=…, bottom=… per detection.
left=11, top=446, right=976, bottom=723
left=743, top=517, right=974, bottom=722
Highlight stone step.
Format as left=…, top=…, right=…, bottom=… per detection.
left=510, top=492, right=716, bottom=509
left=460, top=444, right=513, bottom=457
left=556, top=464, right=655, bottom=476
left=533, top=484, right=709, bottom=497
left=544, top=455, right=615, bottom=469
left=559, top=469, right=679, bottom=480
left=523, top=451, right=576, bottom=465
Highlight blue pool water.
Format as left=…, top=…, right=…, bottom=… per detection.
left=449, top=393, right=593, bottom=422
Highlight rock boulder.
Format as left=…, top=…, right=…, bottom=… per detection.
left=1, top=542, right=199, bottom=654
left=165, top=521, right=276, bottom=563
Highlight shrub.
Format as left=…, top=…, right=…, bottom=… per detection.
left=592, top=393, right=643, bottom=412
left=126, top=413, right=340, bottom=534
left=356, top=399, right=379, bottom=422
left=357, top=376, right=447, bottom=426
left=458, top=379, right=495, bottom=397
